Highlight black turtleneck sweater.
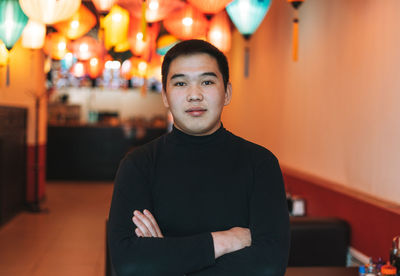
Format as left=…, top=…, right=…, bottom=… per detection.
left=108, top=125, right=290, bottom=276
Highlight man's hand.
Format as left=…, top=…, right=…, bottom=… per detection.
left=211, top=227, right=251, bottom=259
left=132, top=209, right=164, bottom=238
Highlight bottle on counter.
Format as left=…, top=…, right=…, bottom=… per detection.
left=381, top=262, right=397, bottom=276
left=366, top=259, right=378, bottom=276
left=359, top=265, right=366, bottom=276
left=390, top=236, right=400, bottom=276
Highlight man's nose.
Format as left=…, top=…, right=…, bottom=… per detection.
left=186, top=85, right=203, bottom=102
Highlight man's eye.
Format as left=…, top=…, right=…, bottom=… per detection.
left=202, top=80, right=214, bottom=85
left=174, top=82, right=185, bottom=87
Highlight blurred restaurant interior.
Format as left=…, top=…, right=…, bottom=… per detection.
left=0, top=0, right=400, bottom=275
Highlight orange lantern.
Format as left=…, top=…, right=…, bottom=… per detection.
left=188, top=0, right=233, bottom=15
left=128, top=17, right=159, bottom=59
left=87, top=56, right=104, bottom=79
left=118, top=0, right=184, bottom=23
left=70, top=36, right=102, bottom=61
left=22, top=20, right=46, bottom=49
left=207, top=11, right=231, bottom=53
left=19, top=0, right=81, bottom=25
left=44, top=32, right=70, bottom=60
left=70, top=61, right=86, bottom=78
left=102, top=5, right=130, bottom=50
left=92, top=0, right=116, bottom=13
left=54, top=5, right=97, bottom=40
left=163, top=4, right=209, bottom=40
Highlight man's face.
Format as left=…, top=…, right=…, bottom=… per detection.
left=162, top=53, right=232, bottom=136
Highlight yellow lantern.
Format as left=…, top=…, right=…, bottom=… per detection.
left=22, top=20, right=46, bottom=49
left=53, top=4, right=97, bottom=40
left=207, top=11, right=231, bottom=53
left=19, top=0, right=81, bottom=25
left=102, top=5, right=130, bottom=50
left=0, top=41, right=9, bottom=67
left=43, top=32, right=70, bottom=60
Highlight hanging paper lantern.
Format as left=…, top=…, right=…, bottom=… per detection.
left=288, top=0, right=305, bottom=61
left=163, top=4, right=209, bottom=40
left=118, top=0, right=184, bottom=23
left=44, top=32, right=70, bottom=60
left=71, top=61, right=86, bottom=78
left=92, top=0, right=116, bottom=14
left=70, top=36, right=102, bottom=61
left=156, top=34, right=179, bottom=56
left=207, top=11, right=231, bottom=53
left=19, top=0, right=81, bottom=25
left=102, top=5, right=130, bottom=50
left=120, top=58, right=133, bottom=80
left=128, top=17, right=160, bottom=59
left=53, top=5, right=97, bottom=40
left=0, top=0, right=29, bottom=50
left=226, top=0, right=272, bottom=39
left=87, top=56, right=104, bottom=79
left=0, top=0, right=28, bottom=86
left=188, top=0, right=233, bottom=15
left=22, top=20, right=46, bottom=49
left=0, top=41, right=9, bottom=67
left=60, top=52, right=77, bottom=70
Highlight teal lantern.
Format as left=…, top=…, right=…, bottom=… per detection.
left=226, top=0, right=272, bottom=78
left=0, top=0, right=29, bottom=86
left=226, top=0, right=272, bottom=39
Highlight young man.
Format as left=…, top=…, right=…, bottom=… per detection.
left=108, top=40, right=290, bottom=276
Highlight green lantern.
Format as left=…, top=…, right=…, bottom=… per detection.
left=0, top=0, right=28, bottom=85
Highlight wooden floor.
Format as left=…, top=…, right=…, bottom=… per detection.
left=0, top=181, right=114, bottom=276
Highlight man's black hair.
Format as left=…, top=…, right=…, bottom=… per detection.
left=161, top=39, right=230, bottom=90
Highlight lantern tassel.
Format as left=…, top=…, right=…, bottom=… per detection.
left=292, top=17, right=299, bottom=61
left=141, top=0, right=147, bottom=41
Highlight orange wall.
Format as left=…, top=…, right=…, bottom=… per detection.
left=0, top=41, right=47, bottom=145
left=223, top=0, right=400, bottom=205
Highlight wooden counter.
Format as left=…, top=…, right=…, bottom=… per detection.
left=46, top=125, right=166, bottom=181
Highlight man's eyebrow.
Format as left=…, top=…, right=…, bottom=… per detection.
left=169, top=72, right=218, bottom=80
left=170, top=73, right=185, bottom=80
left=201, top=72, right=218, bottom=78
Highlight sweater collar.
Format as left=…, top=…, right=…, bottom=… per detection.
left=167, top=123, right=227, bottom=146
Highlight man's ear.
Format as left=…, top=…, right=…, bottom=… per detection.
left=224, top=83, right=232, bottom=106
left=161, top=89, right=170, bottom=108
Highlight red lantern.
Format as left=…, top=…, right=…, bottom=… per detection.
left=207, top=11, right=231, bottom=53
left=43, top=32, right=70, bottom=60
left=128, top=16, right=159, bottom=60
left=70, top=36, right=103, bottom=61
left=54, top=4, right=97, bottom=40
left=187, top=0, right=233, bottom=15
left=117, top=0, right=184, bottom=23
left=163, top=4, right=209, bottom=40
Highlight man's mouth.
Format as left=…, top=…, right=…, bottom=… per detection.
left=186, top=107, right=207, bottom=116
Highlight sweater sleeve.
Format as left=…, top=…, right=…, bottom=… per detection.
left=188, top=155, right=290, bottom=276
left=107, top=156, right=215, bottom=276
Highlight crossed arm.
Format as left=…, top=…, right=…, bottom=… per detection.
left=132, top=209, right=251, bottom=259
